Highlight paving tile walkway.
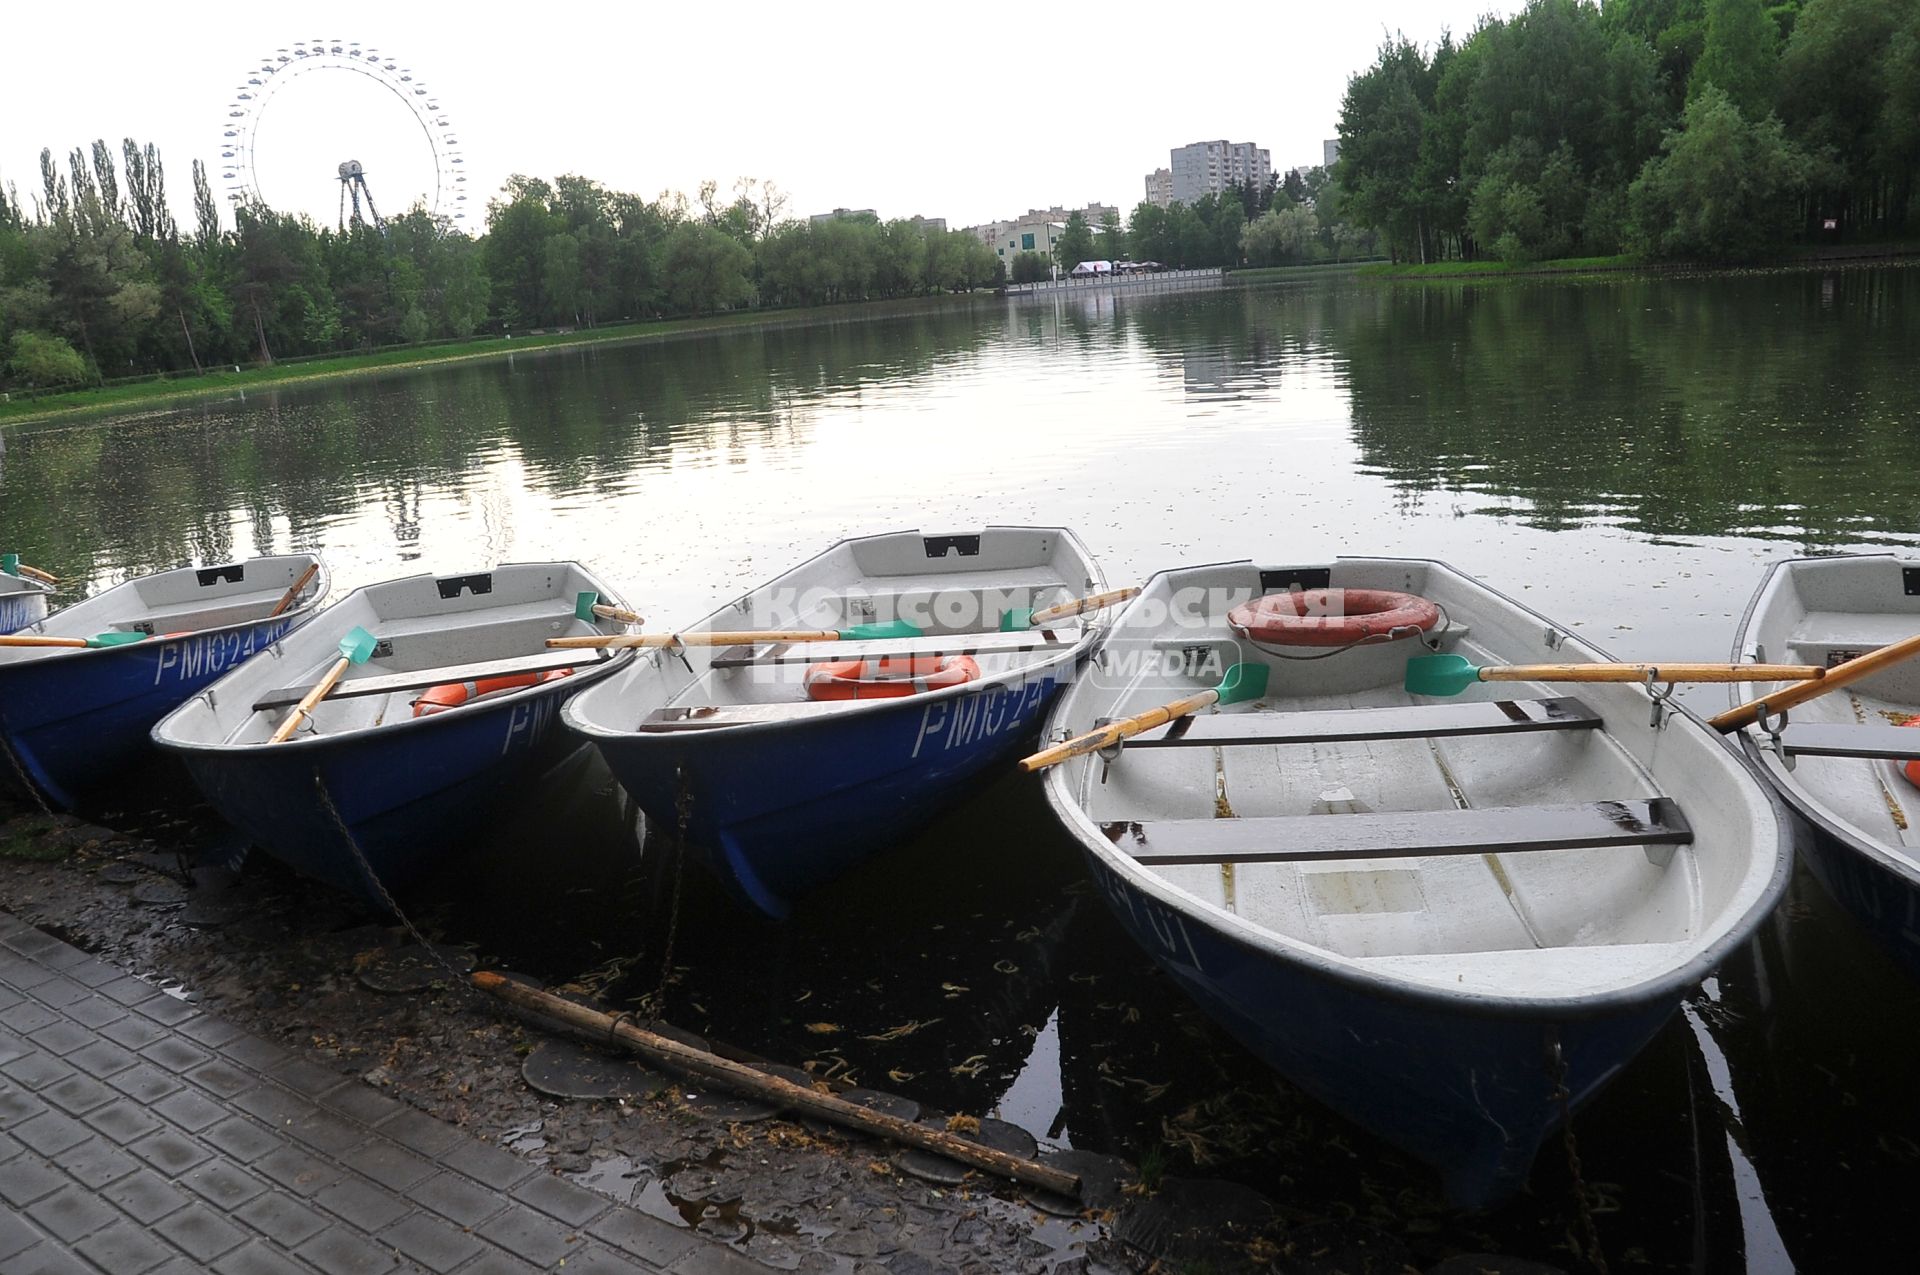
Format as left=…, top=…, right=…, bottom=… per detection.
left=0, top=908, right=770, bottom=1274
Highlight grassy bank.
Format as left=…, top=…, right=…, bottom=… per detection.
left=1360, top=242, right=1920, bottom=281
left=1360, top=255, right=1639, bottom=279
left=0, top=300, right=951, bottom=429
left=1225, top=261, right=1382, bottom=284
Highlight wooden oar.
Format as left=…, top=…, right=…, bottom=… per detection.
left=1000, top=586, right=1141, bottom=632
left=269, top=562, right=320, bottom=617
left=470, top=971, right=1080, bottom=1197
left=268, top=627, right=377, bottom=744
left=1020, top=662, right=1272, bottom=772
left=0, top=632, right=151, bottom=649
left=550, top=620, right=924, bottom=651
left=573, top=590, right=643, bottom=626
left=1712, top=632, right=1920, bottom=732
left=1406, top=654, right=1824, bottom=698
left=1, top=554, right=58, bottom=585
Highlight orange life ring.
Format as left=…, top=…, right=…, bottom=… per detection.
left=1228, top=588, right=1441, bottom=648
left=411, top=668, right=573, bottom=717
left=804, top=655, right=982, bottom=702
left=1899, top=718, right=1920, bottom=788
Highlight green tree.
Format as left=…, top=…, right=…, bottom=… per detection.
left=1691, top=0, right=1777, bottom=117
left=1629, top=84, right=1817, bottom=256
left=1009, top=251, right=1051, bottom=283
left=1053, top=211, right=1095, bottom=269
left=661, top=222, right=753, bottom=315
left=6, top=331, right=89, bottom=387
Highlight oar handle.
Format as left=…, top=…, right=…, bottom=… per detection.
left=1020, top=689, right=1221, bottom=773
left=269, top=655, right=350, bottom=744
left=12, top=563, right=59, bottom=585
left=0, top=635, right=90, bottom=649
left=1029, top=587, right=1140, bottom=626
left=1712, top=632, right=1920, bottom=732
left=591, top=603, right=645, bottom=625
left=548, top=630, right=844, bottom=651
left=1481, top=662, right=1826, bottom=684
left=269, top=562, right=321, bottom=617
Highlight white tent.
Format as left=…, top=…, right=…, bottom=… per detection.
left=1069, top=260, right=1113, bottom=276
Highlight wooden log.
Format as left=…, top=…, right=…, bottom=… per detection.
left=592, top=602, right=645, bottom=625
left=470, top=970, right=1081, bottom=1198
left=1020, top=689, right=1222, bottom=772
left=0, top=635, right=90, bottom=649
left=12, top=563, right=59, bottom=585
left=270, top=562, right=321, bottom=617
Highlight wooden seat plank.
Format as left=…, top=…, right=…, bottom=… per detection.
left=1778, top=723, right=1920, bottom=761
left=252, top=649, right=610, bottom=711
left=1129, top=696, right=1601, bottom=748
left=1102, top=798, right=1691, bottom=866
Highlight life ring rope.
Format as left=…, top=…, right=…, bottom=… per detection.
left=804, top=654, right=982, bottom=702
left=412, top=667, right=573, bottom=717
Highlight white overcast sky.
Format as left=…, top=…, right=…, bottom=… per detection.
left=1, top=1, right=1514, bottom=235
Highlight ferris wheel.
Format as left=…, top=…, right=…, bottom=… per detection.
left=219, top=38, right=468, bottom=228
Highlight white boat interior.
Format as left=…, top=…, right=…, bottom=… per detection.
left=1047, top=558, right=1784, bottom=1002
left=570, top=528, right=1106, bottom=734
left=1734, top=554, right=1920, bottom=876
left=157, top=562, right=627, bottom=748
left=0, top=555, right=325, bottom=667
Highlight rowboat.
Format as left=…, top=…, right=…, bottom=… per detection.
left=563, top=527, right=1108, bottom=918
left=0, top=555, right=327, bottom=808
left=1729, top=553, right=1920, bottom=978
left=0, top=564, right=54, bottom=635
left=153, top=563, right=634, bottom=906
left=1035, top=557, right=1789, bottom=1208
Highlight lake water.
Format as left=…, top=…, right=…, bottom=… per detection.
left=5, top=267, right=1918, bottom=1271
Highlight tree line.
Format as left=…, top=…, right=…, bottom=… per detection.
left=0, top=153, right=1006, bottom=393
left=1334, top=0, right=1920, bottom=263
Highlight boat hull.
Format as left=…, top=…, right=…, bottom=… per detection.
left=175, top=678, right=590, bottom=907
left=594, top=666, right=1068, bottom=918
left=0, top=586, right=49, bottom=636
left=0, top=619, right=307, bottom=808
left=1080, top=846, right=1677, bottom=1208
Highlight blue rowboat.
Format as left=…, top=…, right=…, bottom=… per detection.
left=564, top=527, right=1108, bottom=919
left=0, top=556, right=328, bottom=808
left=0, top=566, right=55, bottom=635
left=1037, top=557, right=1790, bottom=1208
left=152, top=563, right=634, bottom=907
left=1728, top=553, right=1920, bottom=979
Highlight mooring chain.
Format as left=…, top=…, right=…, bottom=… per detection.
left=0, top=707, right=55, bottom=820
left=1547, top=1029, right=1610, bottom=1275
left=640, top=766, right=692, bottom=1019
left=313, top=770, right=475, bottom=997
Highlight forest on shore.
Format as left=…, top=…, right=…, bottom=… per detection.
left=1333, top=0, right=1920, bottom=263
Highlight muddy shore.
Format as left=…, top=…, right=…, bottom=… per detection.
left=0, top=791, right=1574, bottom=1275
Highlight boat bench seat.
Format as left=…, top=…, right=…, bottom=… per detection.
left=1787, top=612, right=1920, bottom=662
left=1102, top=798, right=1692, bottom=866
left=710, top=629, right=1077, bottom=669
left=110, top=598, right=276, bottom=633
left=1778, top=723, right=1920, bottom=761
left=1128, top=696, right=1600, bottom=748
left=250, top=650, right=611, bottom=712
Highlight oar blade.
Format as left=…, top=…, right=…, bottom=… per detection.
left=1404, top=654, right=1481, bottom=698
left=87, top=632, right=152, bottom=648
left=842, top=620, right=923, bottom=640
left=574, top=591, right=599, bottom=622
left=0, top=553, right=17, bottom=574
left=1215, top=662, right=1270, bottom=705
left=339, top=627, right=379, bottom=665
left=999, top=608, right=1035, bottom=632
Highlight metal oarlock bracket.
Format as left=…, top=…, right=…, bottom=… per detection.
left=1544, top=627, right=1566, bottom=651
left=1757, top=705, right=1793, bottom=771
left=1643, top=669, right=1675, bottom=730
left=1093, top=717, right=1123, bottom=784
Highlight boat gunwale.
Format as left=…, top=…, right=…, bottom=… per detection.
left=1045, top=554, right=1796, bottom=1017
left=563, top=525, right=1108, bottom=741
left=1731, top=552, right=1920, bottom=889
left=0, top=556, right=332, bottom=671
left=152, top=560, right=634, bottom=754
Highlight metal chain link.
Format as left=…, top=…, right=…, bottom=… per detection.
left=0, top=707, right=55, bottom=819
left=314, top=769, right=475, bottom=997
left=638, top=766, right=691, bottom=1019
left=1547, top=1029, right=1610, bottom=1275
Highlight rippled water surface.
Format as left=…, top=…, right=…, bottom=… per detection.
left=6, top=267, right=1919, bottom=1271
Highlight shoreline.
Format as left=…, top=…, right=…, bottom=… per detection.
left=0, top=293, right=990, bottom=431
left=1354, top=241, right=1920, bottom=282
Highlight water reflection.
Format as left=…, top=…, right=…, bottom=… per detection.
left=7, top=268, right=1920, bottom=1269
